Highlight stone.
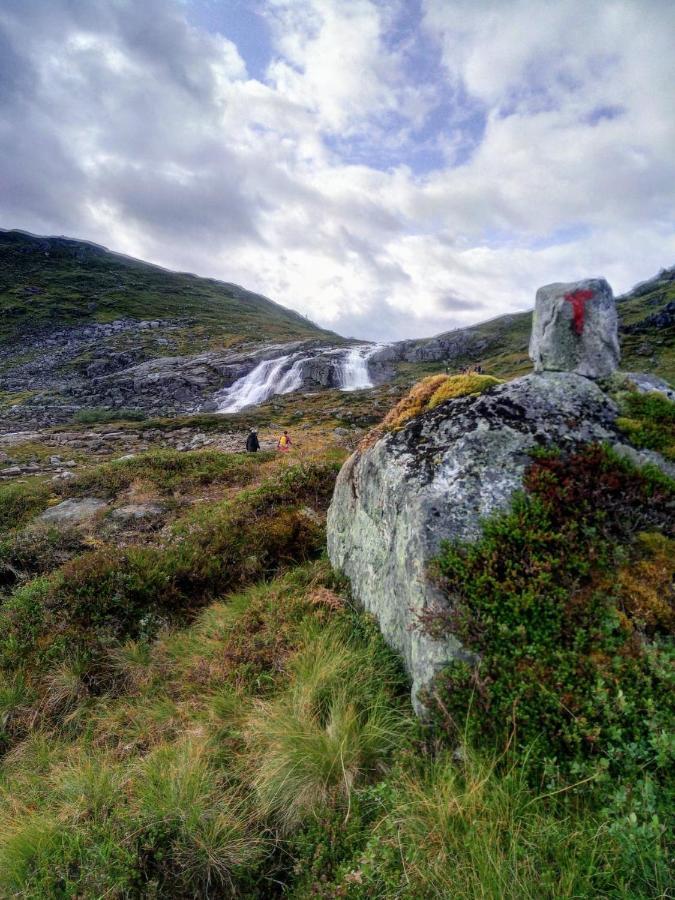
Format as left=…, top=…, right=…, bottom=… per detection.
left=39, top=498, right=108, bottom=525
left=327, top=370, right=671, bottom=712
left=622, top=372, right=675, bottom=402
left=529, top=278, right=620, bottom=378
left=109, top=502, right=165, bottom=522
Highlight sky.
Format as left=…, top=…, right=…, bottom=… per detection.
left=1, top=0, right=674, bottom=341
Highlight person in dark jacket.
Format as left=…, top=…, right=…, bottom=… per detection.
left=246, top=428, right=260, bottom=452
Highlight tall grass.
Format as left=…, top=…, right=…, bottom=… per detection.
left=245, top=622, right=409, bottom=828
left=369, top=748, right=607, bottom=899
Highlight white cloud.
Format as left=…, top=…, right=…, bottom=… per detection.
left=1, top=0, right=674, bottom=342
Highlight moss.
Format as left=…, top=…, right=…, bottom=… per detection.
left=427, top=373, right=502, bottom=409
left=361, top=373, right=502, bottom=449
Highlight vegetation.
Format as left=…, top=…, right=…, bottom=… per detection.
left=361, top=373, right=501, bottom=449
left=616, top=389, right=675, bottom=459
left=0, top=371, right=673, bottom=895
left=426, top=444, right=674, bottom=896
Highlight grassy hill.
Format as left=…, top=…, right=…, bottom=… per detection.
left=0, top=230, right=338, bottom=347
left=0, top=378, right=672, bottom=896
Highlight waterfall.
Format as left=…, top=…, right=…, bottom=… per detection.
left=215, top=354, right=304, bottom=413
left=215, top=343, right=384, bottom=413
left=339, top=345, right=379, bottom=391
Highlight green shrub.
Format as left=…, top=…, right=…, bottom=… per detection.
left=73, top=406, right=147, bottom=424
left=0, top=525, right=86, bottom=585
left=425, top=445, right=674, bottom=894
left=0, top=480, right=51, bottom=533
left=616, top=390, right=675, bottom=459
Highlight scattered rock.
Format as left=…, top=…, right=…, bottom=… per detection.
left=109, top=502, right=166, bottom=523
left=38, top=498, right=108, bottom=525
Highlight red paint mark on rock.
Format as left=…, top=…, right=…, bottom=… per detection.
left=564, top=288, right=594, bottom=335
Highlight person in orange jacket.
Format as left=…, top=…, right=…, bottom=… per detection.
left=276, top=430, right=292, bottom=451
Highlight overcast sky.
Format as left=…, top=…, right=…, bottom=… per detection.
left=1, top=0, right=674, bottom=340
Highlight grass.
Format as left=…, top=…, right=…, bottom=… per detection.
left=245, top=621, right=409, bottom=829
left=60, top=447, right=274, bottom=498
left=343, top=748, right=612, bottom=899
left=0, top=480, right=51, bottom=534
left=0, top=378, right=672, bottom=895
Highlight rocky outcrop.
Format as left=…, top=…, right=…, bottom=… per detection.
left=327, top=279, right=673, bottom=711
left=328, top=372, right=634, bottom=709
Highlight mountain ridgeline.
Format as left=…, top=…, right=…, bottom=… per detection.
left=0, top=229, right=337, bottom=345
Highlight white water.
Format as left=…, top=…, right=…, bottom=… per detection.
left=215, top=354, right=303, bottom=413
left=339, top=345, right=378, bottom=391
left=215, top=343, right=384, bottom=413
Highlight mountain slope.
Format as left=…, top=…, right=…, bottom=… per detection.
left=0, top=229, right=337, bottom=346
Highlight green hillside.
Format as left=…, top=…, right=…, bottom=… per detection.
left=0, top=230, right=337, bottom=346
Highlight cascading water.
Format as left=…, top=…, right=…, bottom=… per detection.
left=215, top=354, right=304, bottom=413
left=339, top=345, right=379, bottom=391
left=215, top=343, right=385, bottom=413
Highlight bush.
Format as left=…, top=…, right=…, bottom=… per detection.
left=0, top=524, right=86, bottom=586
left=616, top=390, right=675, bottom=459
left=0, top=480, right=51, bottom=533
left=73, top=407, right=147, bottom=424
left=425, top=445, right=674, bottom=893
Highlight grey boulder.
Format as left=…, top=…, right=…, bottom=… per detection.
left=327, top=371, right=660, bottom=711
left=39, top=498, right=108, bottom=526
left=530, top=278, right=620, bottom=378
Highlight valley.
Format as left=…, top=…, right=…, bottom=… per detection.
left=0, top=233, right=673, bottom=898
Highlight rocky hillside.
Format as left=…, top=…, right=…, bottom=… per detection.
left=1, top=228, right=673, bottom=431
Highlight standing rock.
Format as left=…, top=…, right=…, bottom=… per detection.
left=529, top=278, right=620, bottom=378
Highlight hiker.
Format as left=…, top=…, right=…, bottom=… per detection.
left=245, top=428, right=260, bottom=452
left=276, top=430, right=292, bottom=452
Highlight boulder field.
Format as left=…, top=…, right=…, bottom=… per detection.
left=327, top=278, right=674, bottom=710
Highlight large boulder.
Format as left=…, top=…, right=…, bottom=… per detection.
left=327, top=370, right=669, bottom=711
left=530, top=278, right=620, bottom=377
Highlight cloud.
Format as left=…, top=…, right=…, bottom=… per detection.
left=1, top=0, right=674, bottom=342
